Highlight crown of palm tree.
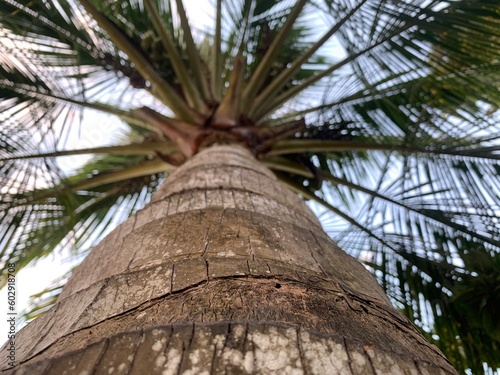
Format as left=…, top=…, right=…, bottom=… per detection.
left=0, top=0, right=499, bottom=372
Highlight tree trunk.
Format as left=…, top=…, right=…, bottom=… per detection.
left=1, top=145, right=456, bottom=374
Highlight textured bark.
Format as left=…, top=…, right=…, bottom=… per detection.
left=0, top=145, right=457, bottom=374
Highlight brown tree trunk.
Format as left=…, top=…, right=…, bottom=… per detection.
left=1, top=145, right=456, bottom=374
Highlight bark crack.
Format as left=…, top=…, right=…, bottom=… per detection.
left=266, top=262, right=272, bottom=274
left=204, top=259, right=209, bottom=281
left=306, top=231, right=328, bottom=277
left=169, top=263, right=175, bottom=294
left=174, top=336, right=187, bottom=375
left=125, top=233, right=145, bottom=272
left=187, top=323, right=196, bottom=349
left=340, top=285, right=444, bottom=355
left=174, top=193, right=181, bottom=217
left=165, top=196, right=171, bottom=219
left=201, top=227, right=210, bottom=258
left=125, top=329, right=144, bottom=375
left=203, top=186, right=208, bottom=209
left=73, top=278, right=111, bottom=330
left=414, top=359, right=424, bottom=375
left=231, top=189, right=237, bottom=210
left=241, top=321, right=249, bottom=350
left=363, top=346, right=378, bottom=375
left=249, top=322, right=257, bottom=372
left=296, top=326, right=307, bottom=375
left=209, top=323, right=229, bottom=374
left=22, top=308, right=56, bottom=361
left=343, top=336, right=355, bottom=375
left=88, top=338, right=110, bottom=375
left=129, top=214, right=138, bottom=234
left=219, top=208, right=227, bottom=225
left=248, top=236, right=255, bottom=261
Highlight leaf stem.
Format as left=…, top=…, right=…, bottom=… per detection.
left=144, top=0, right=207, bottom=113
left=241, top=0, right=308, bottom=110
left=255, top=24, right=414, bottom=120
left=78, top=0, right=200, bottom=122
left=1, top=142, right=177, bottom=161
left=212, top=0, right=223, bottom=100
left=249, top=0, right=368, bottom=118
left=174, top=0, right=212, bottom=102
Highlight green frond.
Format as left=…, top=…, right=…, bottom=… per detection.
left=19, top=269, right=72, bottom=325
left=0, top=152, right=171, bottom=287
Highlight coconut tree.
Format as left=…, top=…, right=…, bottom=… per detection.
left=0, top=0, right=499, bottom=373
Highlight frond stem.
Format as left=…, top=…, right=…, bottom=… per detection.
left=78, top=0, right=200, bottom=122
left=174, top=0, right=212, bottom=102
left=255, top=23, right=415, bottom=120
left=143, top=0, right=207, bottom=113
left=241, top=0, right=308, bottom=110
left=1, top=142, right=177, bottom=161
left=249, top=0, right=368, bottom=117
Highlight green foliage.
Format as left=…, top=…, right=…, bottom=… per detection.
left=1, top=0, right=499, bottom=372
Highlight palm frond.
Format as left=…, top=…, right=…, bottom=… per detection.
left=0, top=151, right=169, bottom=286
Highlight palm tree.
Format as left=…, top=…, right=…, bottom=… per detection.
left=1, top=0, right=499, bottom=373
